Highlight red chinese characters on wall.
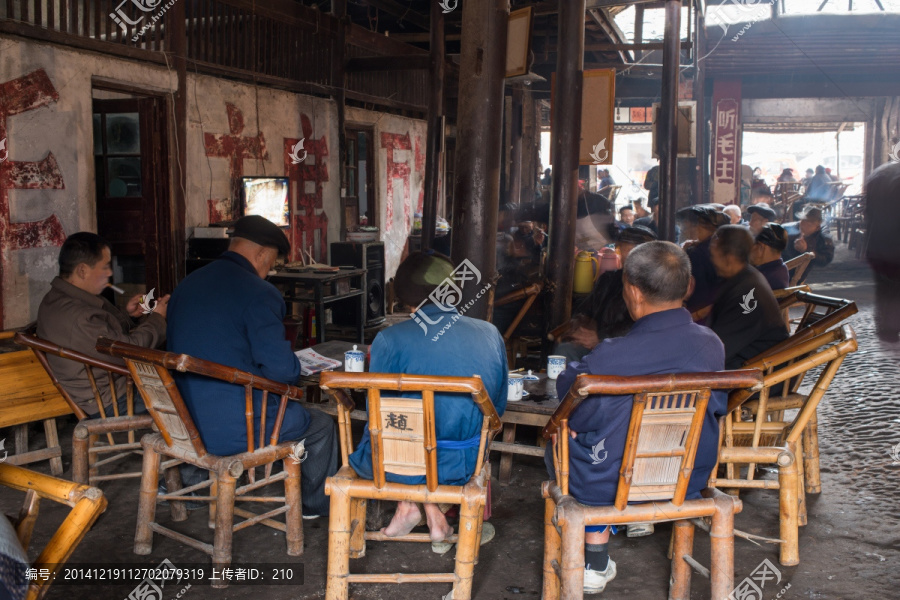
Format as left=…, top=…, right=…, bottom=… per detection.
left=284, top=114, right=328, bottom=264
left=711, top=80, right=742, bottom=205
left=204, top=103, right=268, bottom=223
left=0, top=69, right=66, bottom=327
left=380, top=132, right=413, bottom=233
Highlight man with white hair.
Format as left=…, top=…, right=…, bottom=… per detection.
left=723, top=205, right=745, bottom=226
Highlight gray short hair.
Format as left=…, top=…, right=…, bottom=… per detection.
left=623, top=241, right=692, bottom=303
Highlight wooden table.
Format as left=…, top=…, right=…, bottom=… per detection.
left=0, top=331, right=71, bottom=474
left=269, top=268, right=367, bottom=344
left=298, top=341, right=560, bottom=484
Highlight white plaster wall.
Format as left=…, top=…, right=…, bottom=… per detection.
left=345, top=106, right=427, bottom=278
left=185, top=73, right=340, bottom=250
left=0, top=35, right=175, bottom=328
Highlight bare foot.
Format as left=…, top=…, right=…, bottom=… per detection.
left=381, top=501, right=422, bottom=537
left=424, top=503, right=454, bottom=542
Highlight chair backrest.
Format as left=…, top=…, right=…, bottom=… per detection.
left=14, top=330, right=132, bottom=422
left=96, top=338, right=304, bottom=458
left=766, top=291, right=856, bottom=357
left=727, top=325, right=857, bottom=443
left=542, top=370, right=762, bottom=509
left=784, top=252, right=815, bottom=287
left=319, top=372, right=502, bottom=492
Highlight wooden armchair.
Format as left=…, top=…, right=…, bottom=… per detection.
left=14, top=331, right=161, bottom=485
left=0, top=463, right=107, bottom=600
left=541, top=370, right=762, bottom=600
left=318, top=371, right=502, bottom=600
left=96, top=338, right=304, bottom=586
left=712, top=325, right=857, bottom=565
left=494, top=281, right=543, bottom=367
left=773, top=290, right=856, bottom=342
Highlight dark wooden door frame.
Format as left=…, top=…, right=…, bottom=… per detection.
left=342, top=125, right=376, bottom=237
left=91, top=84, right=178, bottom=294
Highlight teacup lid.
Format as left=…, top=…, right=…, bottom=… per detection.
left=523, top=370, right=539, bottom=381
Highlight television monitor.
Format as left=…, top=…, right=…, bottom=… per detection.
left=241, top=176, right=290, bottom=227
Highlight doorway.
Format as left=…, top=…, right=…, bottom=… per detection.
left=92, top=93, right=174, bottom=300
left=342, top=127, right=376, bottom=237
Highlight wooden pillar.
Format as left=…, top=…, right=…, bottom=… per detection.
left=333, top=0, right=347, bottom=256
left=509, top=86, right=524, bottom=206
left=693, top=6, right=707, bottom=204
left=422, top=0, right=446, bottom=250
left=547, top=0, right=586, bottom=328
left=450, top=0, right=509, bottom=321
left=170, top=0, right=187, bottom=283
left=521, top=91, right=538, bottom=208
left=657, top=0, right=681, bottom=242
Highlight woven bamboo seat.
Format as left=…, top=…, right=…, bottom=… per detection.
left=0, top=463, right=107, bottom=600
left=712, top=325, right=857, bottom=565
left=541, top=370, right=762, bottom=600
left=14, top=331, right=168, bottom=486
left=318, top=371, right=502, bottom=600
left=96, top=338, right=304, bottom=588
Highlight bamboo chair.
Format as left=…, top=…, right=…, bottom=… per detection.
left=14, top=331, right=164, bottom=486
left=318, top=371, right=502, bottom=600
left=96, top=338, right=304, bottom=587
left=773, top=285, right=810, bottom=330
left=494, top=281, right=543, bottom=367
left=784, top=252, right=815, bottom=287
left=541, top=370, right=762, bottom=600
left=0, top=463, right=107, bottom=600
left=712, top=325, right=857, bottom=565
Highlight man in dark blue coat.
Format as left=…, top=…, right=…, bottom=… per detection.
left=546, top=241, right=726, bottom=595
left=167, top=216, right=338, bottom=517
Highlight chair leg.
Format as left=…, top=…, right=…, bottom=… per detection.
left=669, top=520, right=695, bottom=600
left=284, top=458, right=304, bottom=557
left=498, top=423, right=516, bottom=485
left=348, top=498, right=367, bottom=559
left=164, top=464, right=188, bottom=522
left=325, top=480, right=352, bottom=600
left=792, top=441, right=808, bottom=527
left=42, top=418, right=64, bottom=476
left=709, top=496, right=736, bottom=600
left=542, top=497, right=561, bottom=600
left=208, top=473, right=218, bottom=530
left=778, top=444, right=801, bottom=566
left=134, top=446, right=161, bottom=555
left=211, top=473, right=237, bottom=589
left=802, top=411, right=821, bottom=494
left=72, top=425, right=91, bottom=485
left=451, top=493, right=481, bottom=600
left=87, top=433, right=99, bottom=482
left=557, top=504, right=585, bottom=600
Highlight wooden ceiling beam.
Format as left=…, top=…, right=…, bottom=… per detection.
left=361, top=0, right=429, bottom=30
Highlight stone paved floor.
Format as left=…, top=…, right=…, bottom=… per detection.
left=2, top=243, right=898, bottom=600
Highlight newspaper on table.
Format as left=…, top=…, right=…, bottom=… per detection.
left=295, top=348, right=342, bottom=376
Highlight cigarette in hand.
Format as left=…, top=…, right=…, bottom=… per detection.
left=106, top=283, right=125, bottom=295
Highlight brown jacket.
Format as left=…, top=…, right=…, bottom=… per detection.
left=36, top=277, right=166, bottom=416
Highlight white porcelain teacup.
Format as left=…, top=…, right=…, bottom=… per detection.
left=547, top=355, right=566, bottom=380
left=507, top=373, right=524, bottom=401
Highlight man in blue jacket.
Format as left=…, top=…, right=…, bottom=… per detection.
left=167, top=216, right=338, bottom=517
left=349, top=251, right=507, bottom=543
left=547, top=241, right=726, bottom=595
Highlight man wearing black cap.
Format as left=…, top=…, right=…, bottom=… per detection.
left=677, top=205, right=728, bottom=313
left=166, top=215, right=338, bottom=518
left=747, top=203, right=777, bottom=236
left=751, top=224, right=790, bottom=291
left=783, top=207, right=834, bottom=275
